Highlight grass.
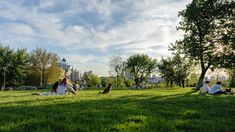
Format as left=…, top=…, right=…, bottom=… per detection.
left=0, top=87, right=235, bottom=132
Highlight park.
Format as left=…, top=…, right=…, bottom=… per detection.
left=0, top=88, right=235, bottom=131
left=0, top=0, right=235, bottom=131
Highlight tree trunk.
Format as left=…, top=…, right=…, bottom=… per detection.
left=170, top=80, right=173, bottom=87
left=195, top=69, right=207, bottom=90
left=42, top=67, right=45, bottom=86
left=182, top=80, right=185, bottom=88
left=230, top=70, right=235, bottom=87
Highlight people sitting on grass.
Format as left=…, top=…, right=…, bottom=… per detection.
left=57, top=78, right=76, bottom=95
left=208, top=81, right=233, bottom=95
left=200, top=80, right=210, bottom=94
left=99, top=83, right=112, bottom=94
left=51, top=79, right=61, bottom=93
left=32, top=78, right=76, bottom=95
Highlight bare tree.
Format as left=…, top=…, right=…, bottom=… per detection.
left=110, top=55, right=125, bottom=87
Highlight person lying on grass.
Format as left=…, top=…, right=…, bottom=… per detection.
left=208, top=81, right=234, bottom=95
left=32, top=78, right=76, bottom=95
left=99, top=83, right=112, bottom=94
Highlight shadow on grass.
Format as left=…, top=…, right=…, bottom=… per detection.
left=0, top=91, right=235, bottom=132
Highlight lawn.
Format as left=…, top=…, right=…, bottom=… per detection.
left=0, top=88, right=235, bottom=132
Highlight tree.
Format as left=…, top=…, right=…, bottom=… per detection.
left=228, top=68, right=235, bottom=87
left=84, top=74, right=101, bottom=87
left=173, top=54, right=193, bottom=88
left=171, top=0, right=235, bottom=89
left=0, top=45, right=29, bottom=87
left=126, top=54, right=157, bottom=85
left=9, top=48, right=29, bottom=85
left=45, top=63, right=63, bottom=84
left=110, top=55, right=125, bottom=87
left=157, top=57, right=175, bottom=86
left=157, top=54, right=193, bottom=88
left=101, top=77, right=116, bottom=87
left=29, top=48, right=60, bottom=86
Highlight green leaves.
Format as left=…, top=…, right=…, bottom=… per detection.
left=157, top=54, right=193, bottom=87
left=84, top=74, right=101, bottom=87
left=126, top=54, right=157, bottom=84
left=172, top=0, right=235, bottom=89
left=28, top=48, right=60, bottom=86
left=0, top=45, right=28, bottom=86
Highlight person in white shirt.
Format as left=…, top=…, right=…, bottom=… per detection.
left=57, top=78, right=76, bottom=95
left=200, top=81, right=210, bottom=94
left=208, top=81, right=226, bottom=94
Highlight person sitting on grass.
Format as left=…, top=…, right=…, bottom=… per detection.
left=32, top=80, right=61, bottom=96
left=208, top=81, right=226, bottom=94
left=33, top=78, right=76, bottom=96
left=208, top=81, right=233, bottom=95
left=57, top=78, right=77, bottom=95
left=99, top=83, right=112, bottom=94
left=51, top=79, right=61, bottom=94
left=200, top=80, right=210, bottom=95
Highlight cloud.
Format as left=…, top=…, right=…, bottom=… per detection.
left=0, top=0, right=191, bottom=76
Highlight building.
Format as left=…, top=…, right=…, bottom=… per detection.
left=83, top=70, right=93, bottom=76
left=69, top=68, right=82, bottom=82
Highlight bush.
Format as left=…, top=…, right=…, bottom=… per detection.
left=125, top=80, right=133, bottom=87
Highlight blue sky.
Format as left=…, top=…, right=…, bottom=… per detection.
left=0, top=0, right=191, bottom=76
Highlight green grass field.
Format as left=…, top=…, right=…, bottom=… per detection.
left=0, top=88, right=235, bottom=132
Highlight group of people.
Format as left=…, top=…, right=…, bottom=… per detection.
left=200, top=81, right=234, bottom=95
left=33, top=77, right=112, bottom=96
left=51, top=78, right=77, bottom=95
left=32, top=77, right=77, bottom=95
left=51, top=78, right=113, bottom=95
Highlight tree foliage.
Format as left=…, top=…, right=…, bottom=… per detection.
left=157, top=54, right=193, bottom=87
left=157, top=57, right=175, bottom=86
left=126, top=54, right=157, bottom=84
left=84, top=74, right=101, bottom=87
left=29, top=48, right=60, bottom=85
left=0, top=45, right=29, bottom=86
left=45, top=63, right=63, bottom=84
left=171, top=0, right=235, bottom=89
left=173, top=54, right=193, bottom=88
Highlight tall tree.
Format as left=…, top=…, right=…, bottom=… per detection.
left=30, top=48, right=60, bottom=86
left=157, top=54, right=193, bottom=87
left=173, top=54, right=193, bottom=88
left=126, top=54, right=157, bottom=84
left=0, top=45, right=28, bottom=87
left=157, top=57, right=175, bottom=86
left=109, top=55, right=125, bottom=87
left=9, top=48, right=29, bottom=85
left=171, top=0, right=235, bottom=89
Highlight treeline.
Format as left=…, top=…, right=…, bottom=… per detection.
left=0, top=45, right=62, bottom=87
left=109, top=53, right=235, bottom=88
left=109, top=54, right=195, bottom=88
left=110, top=0, right=235, bottom=88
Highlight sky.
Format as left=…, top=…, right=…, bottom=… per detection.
left=0, top=0, right=191, bottom=76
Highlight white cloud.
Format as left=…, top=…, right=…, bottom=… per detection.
left=0, top=0, right=191, bottom=76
